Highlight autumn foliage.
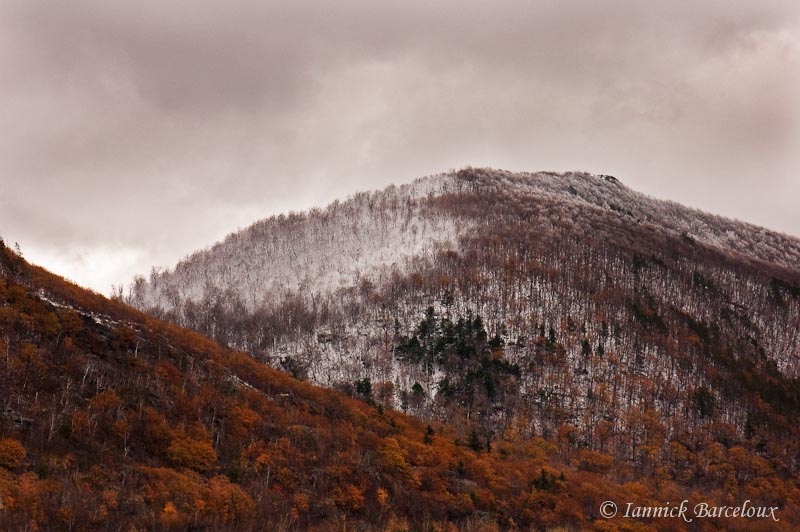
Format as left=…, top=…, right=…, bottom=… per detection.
left=1, top=242, right=799, bottom=531
left=0, top=438, right=26, bottom=470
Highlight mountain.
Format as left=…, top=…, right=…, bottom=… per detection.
left=128, top=167, right=800, bottom=425
left=0, top=238, right=709, bottom=531
left=2, top=167, right=800, bottom=530
left=121, top=168, right=800, bottom=526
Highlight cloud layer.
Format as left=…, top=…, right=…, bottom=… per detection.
left=2, top=0, right=799, bottom=292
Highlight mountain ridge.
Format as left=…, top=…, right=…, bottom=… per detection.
left=131, top=168, right=800, bottom=311
left=124, top=169, right=799, bottom=451
left=2, top=170, right=800, bottom=529
left=445, top=168, right=800, bottom=271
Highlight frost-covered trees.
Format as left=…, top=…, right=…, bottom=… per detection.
left=125, top=168, right=800, bottom=473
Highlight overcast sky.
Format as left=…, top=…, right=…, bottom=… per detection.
left=2, top=1, right=799, bottom=293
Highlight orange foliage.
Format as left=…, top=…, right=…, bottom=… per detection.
left=1, top=244, right=800, bottom=531
left=166, top=435, right=218, bottom=472
left=0, top=439, right=26, bottom=470
left=206, top=475, right=255, bottom=523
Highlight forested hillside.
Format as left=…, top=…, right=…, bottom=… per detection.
left=3, top=238, right=800, bottom=530
left=126, top=169, right=800, bottom=477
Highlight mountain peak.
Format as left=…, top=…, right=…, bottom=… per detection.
left=427, top=167, right=798, bottom=272
left=129, top=168, right=800, bottom=319
left=445, top=167, right=629, bottom=199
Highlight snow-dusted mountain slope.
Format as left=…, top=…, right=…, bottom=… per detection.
left=130, top=168, right=800, bottom=312
left=453, top=168, right=800, bottom=270
left=126, top=168, right=800, bottom=464
left=129, top=175, right=464, bottom=311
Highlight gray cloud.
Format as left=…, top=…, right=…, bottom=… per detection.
left=1, top=0, right=799, bottom=292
